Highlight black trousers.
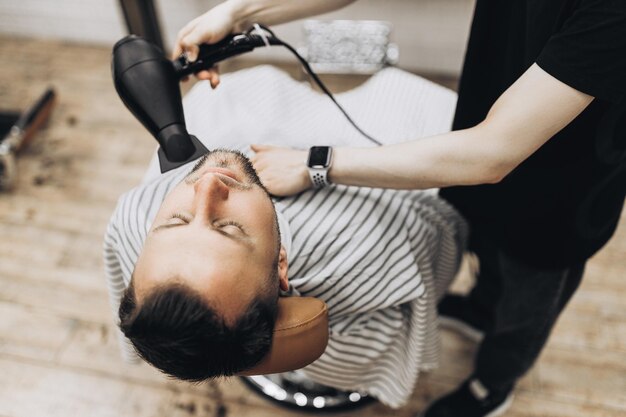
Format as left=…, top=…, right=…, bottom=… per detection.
left=467, top=234, right=585, bottom=393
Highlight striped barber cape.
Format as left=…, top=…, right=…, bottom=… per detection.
left=103, top=66, right=467, bottom=408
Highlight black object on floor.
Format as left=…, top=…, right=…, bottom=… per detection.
left=241, top=373, right=375, bottom=412
left=0, top=88, right=57, bottom=190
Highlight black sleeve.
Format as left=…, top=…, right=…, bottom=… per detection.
left=536, top=0, right=626, bottom=103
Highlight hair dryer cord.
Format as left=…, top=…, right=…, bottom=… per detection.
left=246, top=25, right=383, bottom=146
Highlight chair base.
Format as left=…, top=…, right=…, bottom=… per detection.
left=240, top=372, right=375, bottom=412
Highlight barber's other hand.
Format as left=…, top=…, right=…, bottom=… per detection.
left=172, top=2, right=237, bottom=87
left=251, top=144, right=312, bottom=196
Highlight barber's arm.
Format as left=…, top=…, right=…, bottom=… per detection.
left=251, top=63, right=594, bottom=195
left=173, top=0, right=356, bottom=85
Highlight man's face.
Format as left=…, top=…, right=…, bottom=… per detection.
left=133, top=150, right=287, bottom=323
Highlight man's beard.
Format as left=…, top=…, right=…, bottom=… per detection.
left=186, top=149, right=268, bottom=194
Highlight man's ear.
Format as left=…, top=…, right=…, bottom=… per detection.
left=277, top=245, right=289, bottom=291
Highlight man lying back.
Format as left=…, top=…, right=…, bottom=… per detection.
left=105, top=147, right=467, bottom=409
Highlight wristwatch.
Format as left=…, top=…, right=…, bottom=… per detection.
left=307, top=146, right=333, bottom=188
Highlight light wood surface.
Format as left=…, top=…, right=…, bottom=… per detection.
left=0, top=36, right=624, bottom=417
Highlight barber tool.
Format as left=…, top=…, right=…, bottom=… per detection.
left=0, top=88, right=57, bottom=190
left=112, top=24, right=381, bottom=173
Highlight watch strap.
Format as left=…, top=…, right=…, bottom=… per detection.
left=308, top=167, right=330, bottom=188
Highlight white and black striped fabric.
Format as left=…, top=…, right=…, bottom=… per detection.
left=104, top=66, right=467, bottom=408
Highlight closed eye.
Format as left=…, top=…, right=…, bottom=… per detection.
left=217, top=220, right=247, bottom=237
left=168, top=215, right=247, bottom=236
left=151, top=213, right=190, bottom=232
left=152, top=214, right=249, bottom=242
left=171, top=213, right=191, bottom=223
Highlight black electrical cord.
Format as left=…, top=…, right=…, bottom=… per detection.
left=246, top=25, right=383, bottom=146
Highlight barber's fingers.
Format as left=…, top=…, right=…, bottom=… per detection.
left=172, top=17, right=201, bottom=59
left=174, top=19, right=222, bottom=86
left=250, top=149, right=270, bottom=171
left=172, top=44, right=183, bottom=61
left=250, top=144, right=303, bottom=172
left=250, top=146, right=313, bottom=196
left=179, top=36, right=202, bottom=63
left=209, top=69, right=220, bottom=88
left=173, top=19, right=218, bottom=62
left=196, top=66, right=220, bottom=88
left=251, top=144, right=280, bottom=168
left=175, top=3, right=235, bottom=61
left=249, top=149, right=263, bottom=165
left=250, top=144, right=277, bottom=152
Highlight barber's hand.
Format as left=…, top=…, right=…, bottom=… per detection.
left=172, top=2, right=237, bottom=87
left=250, top=144, right=312, bottom=197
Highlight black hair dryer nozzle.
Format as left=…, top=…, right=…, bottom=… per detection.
left=112, top=35, right=208, bottom=173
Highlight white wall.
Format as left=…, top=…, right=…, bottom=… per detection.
left=0, top=0, right=126, bottom=44
left=0, top=0, right=475, bottom=75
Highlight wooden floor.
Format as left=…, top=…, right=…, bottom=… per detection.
left=0, top=36, right=624, bottom=417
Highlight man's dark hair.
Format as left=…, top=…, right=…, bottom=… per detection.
left=118, top=277, right=279, bottom=381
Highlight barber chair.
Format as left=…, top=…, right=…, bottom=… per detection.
left=237, top=298, right=373, bottom=411
left=236, top=24, right=392, bottom=408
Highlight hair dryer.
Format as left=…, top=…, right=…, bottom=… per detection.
left=111, top=31, right=283, bottom=173
left=112, top=35, right=208, bottom=173
left=111, top=27, right=381, bottom=174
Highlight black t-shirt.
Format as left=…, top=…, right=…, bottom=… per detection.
left=439, top=0, right=626, bottom=268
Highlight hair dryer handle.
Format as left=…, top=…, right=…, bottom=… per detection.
left=173, top=34, right=266, bottom=78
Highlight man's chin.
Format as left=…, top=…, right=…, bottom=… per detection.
left=207, top=149, right=247, bottom=168
left=199, top=166, right=242, bottom=182
left=207, top=149, right=265, bottom=190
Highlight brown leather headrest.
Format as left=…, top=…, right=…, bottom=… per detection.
left=238, top=297, right=329, bottom=376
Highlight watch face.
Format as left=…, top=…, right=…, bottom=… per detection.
left=308, top=146, right=331, bottom=168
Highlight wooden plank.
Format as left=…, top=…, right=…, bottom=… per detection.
left=535, top=347, right=626, bottom=410
left=0, top=258, right=108, bottom=295
left=0, top=223, right=70, bottom=267
left=0, top=356, right=384, bottom=417
left=565, top=281, right=626, bottom=321
left=550, top=311, right=626, bottom=352
left=0, top=301, right=74, bottom=362
left=0, top=272, right=111, bottom=324
left=1, top=195, right=123, bottom=238
left=505, top=392, right=626, bottom=417
left=582, top=262, right=626, bottom=292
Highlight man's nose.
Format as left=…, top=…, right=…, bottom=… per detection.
left=193, top=173, right=230, bottom=216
